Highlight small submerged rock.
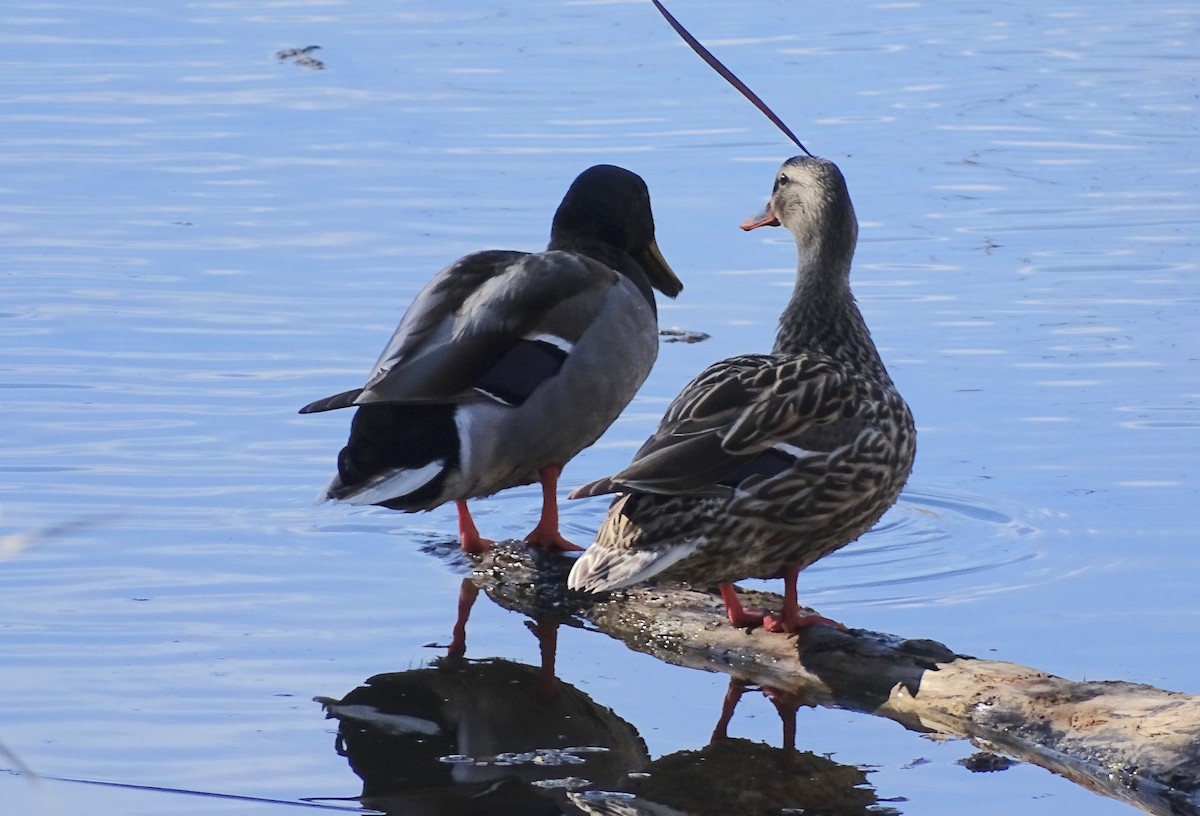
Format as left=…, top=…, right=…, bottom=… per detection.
left=959, top=751, right=1016, bottom=773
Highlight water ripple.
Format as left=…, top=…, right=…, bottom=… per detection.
left=791, top=486, right=1045, bottom=610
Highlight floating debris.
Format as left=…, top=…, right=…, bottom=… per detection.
left=439, top=747, right=603, bottom=768
left=659, top=327, right=710, bottom=344
left=531, top=776, right=591, bottom=790
left=573, top=790, right=637, bottom=801
left=276, top=45, right=324, bottom=70
left=533, top=749, right=586, bottom=766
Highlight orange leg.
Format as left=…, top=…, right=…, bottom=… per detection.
left=719, top=583, right=765, bottom=629
left=532, top=618, right=560, bottom=699
left=447, top=578, right=480, bottom=660
left=711, top=676, right=751, bottom=742
left=763, top=686, right=805, bottom=766
left=523, top=464, right=583, bottom=552
left=763, top=564, right=846, bottom=634
left=456, top=500, right=494, bottom=554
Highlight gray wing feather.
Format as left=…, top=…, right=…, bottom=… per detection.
left=357, top=250, right=620, bottom=405
left=304, top=249, right=624, bottom=410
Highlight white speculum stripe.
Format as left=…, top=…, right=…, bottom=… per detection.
left=525, top=332, right=575, bottom=353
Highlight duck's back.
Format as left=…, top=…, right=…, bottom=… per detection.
left=322, top=247, right=662, bottom=510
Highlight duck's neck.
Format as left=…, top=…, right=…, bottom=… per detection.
left=773, top=238, right=891, bottom=382
left=547, top=235, right=656, bottom=308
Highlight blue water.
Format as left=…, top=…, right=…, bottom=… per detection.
left=2, top=1, right=1198, bottom=813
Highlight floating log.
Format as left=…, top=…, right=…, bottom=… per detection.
left=468, top=541, right=1200, bottom=816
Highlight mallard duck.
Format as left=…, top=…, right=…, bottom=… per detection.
left=567, top=156, right=916, bottom=632
left=301, top=165, right=682, bottom=554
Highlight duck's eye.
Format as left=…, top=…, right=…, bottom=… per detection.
left=777, top=175, right=790, bottom=186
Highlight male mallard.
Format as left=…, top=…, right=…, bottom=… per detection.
left=301, top=165, right=682, bottom=554
left=567, top=156, right=915, bottom=632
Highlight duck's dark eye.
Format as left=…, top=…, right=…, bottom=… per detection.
left=777, top=175, right=790, bottom=186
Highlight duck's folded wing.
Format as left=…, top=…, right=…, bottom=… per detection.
left=301, top=249, right=621, bottom=412
left=572, top=353, right=869, bottom=498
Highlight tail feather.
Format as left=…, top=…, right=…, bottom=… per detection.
left=327, top=460, right=448, bottom=507
left=300, top=388, right=364, bottom=414
left=567, top=476, right=620, bottom=500
left=567, top=539, right=699, bottom=593
left=322, top=402, right=459, bottom=510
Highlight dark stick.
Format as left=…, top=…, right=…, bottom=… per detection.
left=650, top=0, right=814, bottom=157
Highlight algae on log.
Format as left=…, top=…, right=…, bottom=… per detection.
left=468, top=542, right=1200, bottom=816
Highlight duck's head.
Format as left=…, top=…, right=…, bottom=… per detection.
left=551, top=164, right=683, bottom=298
left=741, top=156, right=857, bottom=253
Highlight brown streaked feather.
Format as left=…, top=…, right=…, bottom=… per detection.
left=580, top=352, right=879, bottom=498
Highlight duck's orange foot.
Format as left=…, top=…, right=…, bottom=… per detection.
left=459, top=532, right=495, bottom=555
left=719, top=584, right=766, bottom=629
left=524, top=464, right=583, bottom=552
left=725, top=606, right=766, bottom=629
left=763, top=610, right=846, bottom=634
left=523, top=525, right=584, bottom=552
left=455, top=500, right=494, bottom=555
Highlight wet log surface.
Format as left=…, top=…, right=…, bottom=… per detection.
left=467, top=541, right=1200, bottom=816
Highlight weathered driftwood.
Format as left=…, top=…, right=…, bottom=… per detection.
left=468, top=542, right=1200, bottom=816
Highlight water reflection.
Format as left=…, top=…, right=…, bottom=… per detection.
left=444, top=576, right=561, bottom=699
left=317, top=653, right=899, bottom=816
left=317, top=656, right=647, bottom=815
left=745, top=485, right=1046, bottom=611
left=578, top=737, right=901, bottom=816
left=316, top=570, right=902, bottom=815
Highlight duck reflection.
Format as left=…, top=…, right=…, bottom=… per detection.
left=317, top=655, right=649, bottom=815
left=318, top=618, right=896, bottom=816
left=574, top=735, right=901, bottom=816
left=589, top=676, right=901, bottom=816
left=444, top=576, right=562, bottom=697
left=565, top=692, right=900, bottom=814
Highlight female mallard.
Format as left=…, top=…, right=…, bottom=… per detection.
left=567, top=156, right=915, bottom=633
left=301, top=165, right=682, bottom=554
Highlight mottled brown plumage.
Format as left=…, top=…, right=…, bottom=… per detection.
left=568, top=156, right=916, bottom=632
